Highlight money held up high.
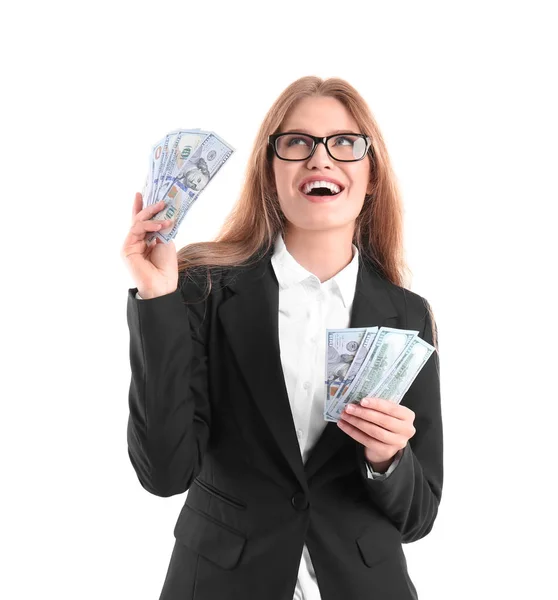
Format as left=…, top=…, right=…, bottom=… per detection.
left=141, top=129, right=235, bottom=244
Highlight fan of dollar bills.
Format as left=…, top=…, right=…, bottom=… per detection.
left=324, top=326, right=436, bottom=422
left=141, top=128, right=235, bottom=244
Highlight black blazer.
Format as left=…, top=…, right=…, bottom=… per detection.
left=126, top=247, right=443, bottom=600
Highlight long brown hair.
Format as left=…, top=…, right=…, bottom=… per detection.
left=177, top=75, right=438, bottom=349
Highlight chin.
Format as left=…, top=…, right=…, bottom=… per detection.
left=290, top=215, right=355, bottom=232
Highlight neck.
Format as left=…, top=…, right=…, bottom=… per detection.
left=283, top=225, right=355, bottom=282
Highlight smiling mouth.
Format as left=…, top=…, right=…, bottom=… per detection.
left=305, top=188, right=341, bottom=197
left=299, top=184, right=345, bottom=197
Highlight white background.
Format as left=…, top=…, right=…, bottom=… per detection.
left=2, top=1, right=556, bottom=598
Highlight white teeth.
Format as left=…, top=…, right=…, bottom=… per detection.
left=302, top=180, right=342, bottom=194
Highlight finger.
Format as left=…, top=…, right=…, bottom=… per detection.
left=123, top=218, right=172, bottom=252
left=121, top=237, right=148, bottom=261
left=360, top=397, right=413, bottom=421
left=130, top=218, right=171, bottom=234
left=338, top=419, right=393, bottom=450
left=340, top=412, right=405, bottom=445
left=134, top=199, right=168, bottom=224
left=343, top=404, right=413, bottom=435
left=142, top=236, right=156, bottom=259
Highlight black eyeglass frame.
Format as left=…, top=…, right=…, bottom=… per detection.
left=268, top=132, right=373, bottom=162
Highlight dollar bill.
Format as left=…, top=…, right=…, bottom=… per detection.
left=330, top=326, right=379, bottom=406
left=151, top=132, right=174, bottom=204
left=147, top=132, right=235, bottom=243
left=155, top=130, right=183, bottom=203
left=327, top=327, right=419, bottom=421
left=324, top=328, right=367, bottom=418
left=147, top=135, right=167, bottom=206
left=156, top=130, right=208, bottom=203
left=370, top=336, right=435, bottom=403
left=143, top=130, right=206, bottom=207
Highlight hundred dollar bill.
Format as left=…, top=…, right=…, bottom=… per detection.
left=324, top=328, right=367, bottom=418
left=370, top=336, right=435, bottom=404
left=330, top=326, right=379, bottom=407
left=143, top=130, right=205, bottom=207
left=327, top=327, right=419, bottom=421
left=156, top=130, right=208, bottom=202
left=147, top=132, right=235, bottom=243
left=147, top=135, right=168, bottom=206
left=169, top=130, right=209, bottom=184
left=154, top=130, right=183, bottom=203
left=151, top=132, right=174, bottom=205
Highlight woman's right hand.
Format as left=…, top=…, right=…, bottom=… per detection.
left=121, top=193, right=179, bottom=299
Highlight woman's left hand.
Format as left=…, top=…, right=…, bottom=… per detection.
left=337, top=397, right=416, bottom=471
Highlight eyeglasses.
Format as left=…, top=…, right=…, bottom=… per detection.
left=268, top=132, right=372, bottom=162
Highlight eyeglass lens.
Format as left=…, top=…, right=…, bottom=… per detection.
left=275, top=134, right=367, bottom=161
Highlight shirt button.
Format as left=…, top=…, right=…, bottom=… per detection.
left=297, top=429, right=303, bottom=439
left=303, top=381, right=311, bottom=391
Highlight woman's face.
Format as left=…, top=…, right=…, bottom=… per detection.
left=272, top=96, right=373, bottom=234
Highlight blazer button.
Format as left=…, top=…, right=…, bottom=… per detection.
left=291, top=491, right=309, bottom=511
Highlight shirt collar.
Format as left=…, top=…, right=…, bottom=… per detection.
left=270, top=233, right=359, bottom=309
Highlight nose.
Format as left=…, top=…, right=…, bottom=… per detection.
left=306, top=141, right=333, bottom=170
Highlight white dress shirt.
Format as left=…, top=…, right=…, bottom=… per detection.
left=135, top=234, right=402, bottom=599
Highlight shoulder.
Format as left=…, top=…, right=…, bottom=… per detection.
left=176, top=260, right=265, bottom=334
left=377, top=274, right=434, bottom=335
left=177, top=260, right=256, bottom=305
left=177, top=266, right=227, bottom=303
left=382, top=277, right=438, bottom=348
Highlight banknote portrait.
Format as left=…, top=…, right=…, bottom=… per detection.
left=176, top=156, right=210, bottom=192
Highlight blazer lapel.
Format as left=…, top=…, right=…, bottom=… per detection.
left=218, top=251, right=309, bottom=491
left=218, top=250, right=399, bottom=490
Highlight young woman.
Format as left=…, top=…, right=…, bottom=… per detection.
left=121, top=76, right=443, bottom=600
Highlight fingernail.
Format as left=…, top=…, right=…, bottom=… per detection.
left=361, top=399, right=369, bottom=407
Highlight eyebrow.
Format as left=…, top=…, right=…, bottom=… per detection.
left=282, top=128, right=357, bottom=136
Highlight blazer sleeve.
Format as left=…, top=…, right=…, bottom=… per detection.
left=126, top=273, right=211, bottom=497
left=356, top=298, right=443, bottom=543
